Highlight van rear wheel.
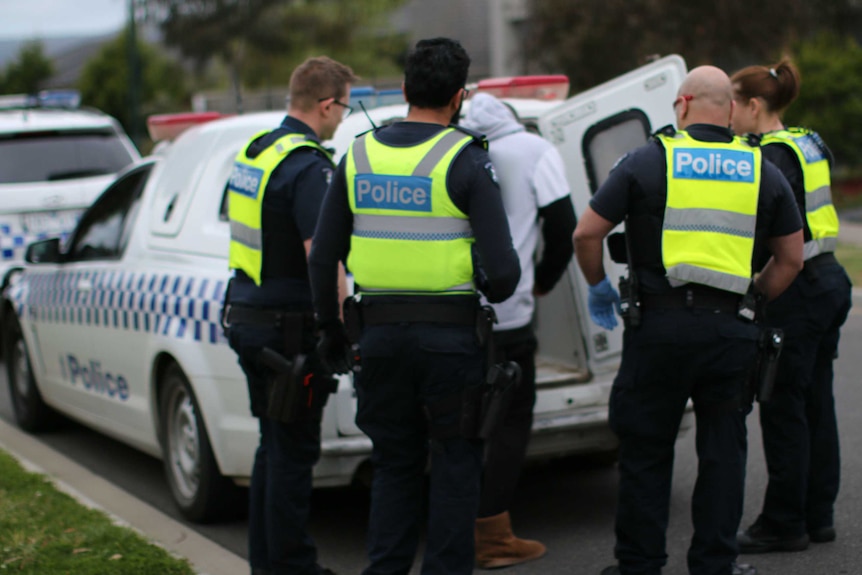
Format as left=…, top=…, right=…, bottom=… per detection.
left=159, top=362, right=241, bottom=523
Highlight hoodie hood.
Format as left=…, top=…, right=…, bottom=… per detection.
left=462, top=92, right=525, bottom=142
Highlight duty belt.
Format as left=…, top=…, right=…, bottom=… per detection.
left=640, top=285, right=740, bottom=314
left=358, top=302, right=478, bottom=326
left=223, top=305, right=313, bottom=328
left=802, top=252, right=838, bottom=282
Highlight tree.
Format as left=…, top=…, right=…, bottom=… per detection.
left=77, top=28, right=189, bottom=144
left=526, top=0, right=862, bottom=93
left=784, top=32, right=862, bottom=167
left=0, top=40, right=54, bottom=94
left=143, top=0, right=408, bottom=110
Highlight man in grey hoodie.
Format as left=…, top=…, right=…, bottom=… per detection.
left=462, top=92, right=577, bottom=568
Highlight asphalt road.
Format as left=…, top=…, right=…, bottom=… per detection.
left=2, top=310, right=861, bottom=574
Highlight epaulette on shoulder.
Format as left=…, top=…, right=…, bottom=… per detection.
left=743, top=132, right=762, bottom=147
left=451, top=124, right=489, bottom=149
left=651, top=124, right=677, bottom=140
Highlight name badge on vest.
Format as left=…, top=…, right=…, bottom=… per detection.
left=228, top=163, right=265, bottom=199
left=354, top=174, right=433, bottom=212
left=672, top=148, right=755, bottom=183
left=793, top=134, right=825, bottom=164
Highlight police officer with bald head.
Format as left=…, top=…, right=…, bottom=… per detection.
left=574, top=66, right=804, bottom=575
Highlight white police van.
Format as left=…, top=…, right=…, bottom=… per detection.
left=0, top=91, right=140, bottom=281
left=1, top=55, right=691, bottom=522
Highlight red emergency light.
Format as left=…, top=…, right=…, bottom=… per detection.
left=474, top=75, right=570, bottom=100
left=147, top=112, right=230, bottom=142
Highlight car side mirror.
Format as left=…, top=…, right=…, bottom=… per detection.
left=25, top=238, right=63, bottom=264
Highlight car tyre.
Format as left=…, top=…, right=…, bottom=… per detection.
left=4, top=312, right=60, bottom=432
left=159, top=362, right=242, bottom=523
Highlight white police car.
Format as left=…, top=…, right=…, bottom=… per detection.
left=2, top=56, right=692, bottom=523
left=0, top=91, right=140, bottom=280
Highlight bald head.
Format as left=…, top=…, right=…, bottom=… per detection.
left=675, top=66, right=734, bottom=129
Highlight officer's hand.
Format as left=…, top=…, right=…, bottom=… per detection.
left=587, top=276, right=621, bottom=330
left=316, top=321, right=353, bottom=375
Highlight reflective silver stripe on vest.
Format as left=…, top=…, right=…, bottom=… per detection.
left=666, top=264, right=751, bottom=294
left=351, top=129, right=470, bottom=176
left=353, top=214, right=472, bottom=241
left=806, top=185, right=834, bottom=212
left=804, top=237, right=838, bottom=261
left=359, top=281, right=474, bottom=294
left=230, top=220, right=262, bottom=250
left=664, top=207, right=756, bottom=238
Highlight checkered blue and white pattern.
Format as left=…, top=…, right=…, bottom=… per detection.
left=12, top=269, right=229, bottom=345
left=0, top=224, right=72, bottom=262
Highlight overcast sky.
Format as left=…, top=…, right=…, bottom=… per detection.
left=0, top=0, right=127, bottom=39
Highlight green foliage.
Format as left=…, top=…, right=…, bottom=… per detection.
left=527, top=0, right=862, bottom=93
left=77, top=26, right=190, bottom=143
left=784, top=32, right=862, bottom=167
left=144, top=0, right=408, bottom=96
left=0, top=449, right=194, bottom=575
left=0, top=40, right=54, bottom=94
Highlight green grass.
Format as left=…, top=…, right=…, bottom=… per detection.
left=0, top=449, right=194, bottom=575
left=836, top=242, right=862, bottom=287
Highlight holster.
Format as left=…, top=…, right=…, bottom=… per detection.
left=257, top=348, right=338, bottom=423
left=749, top=327, right=784, bottom=403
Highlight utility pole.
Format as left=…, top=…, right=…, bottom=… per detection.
left=127, top=0, right=141, bottom=147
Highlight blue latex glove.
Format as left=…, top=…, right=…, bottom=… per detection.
left=588, top=276, right=621, bottom=330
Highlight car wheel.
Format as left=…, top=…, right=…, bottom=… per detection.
left=4, top=312, right=60, bottom=432
left=159, top=363, right=241, bottom=523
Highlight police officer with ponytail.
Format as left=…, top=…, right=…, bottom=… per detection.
left=309, top=38, right=520, bottom=575
left=225, top=56, right=357, bottom=575
left=574, top=66, right=803, bottom=575
left=731, top=59, right=853, bottom=554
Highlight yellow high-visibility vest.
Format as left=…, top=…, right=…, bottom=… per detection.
left=658, top=131, right=762, bottom=294
left=345, top=128, right=478, bottom=294
left=227, top=132, right=331, bottom=286
left=761, top=128, right=839, bottom=260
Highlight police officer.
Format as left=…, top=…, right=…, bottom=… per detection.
left=730, top=59, right=853, bottom=553
left=573, top=66, right=804, bottom=575
left=224, top=56, right=356, bottom=575
left=462, top=92, right=576, bottom=568
left=308, top=38, right=520, bottom=575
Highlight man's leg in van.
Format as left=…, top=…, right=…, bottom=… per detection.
left=475, top=327, right=545, bottom=568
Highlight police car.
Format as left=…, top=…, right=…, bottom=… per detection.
left=2, top=55, right=692, bottom=523
left=0, top=91, right=140, bottom=281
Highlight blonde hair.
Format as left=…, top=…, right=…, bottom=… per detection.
left=288, top=56, right=358, bottom=112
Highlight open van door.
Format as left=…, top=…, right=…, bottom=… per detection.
left=537, top=55, right=687, bottom=376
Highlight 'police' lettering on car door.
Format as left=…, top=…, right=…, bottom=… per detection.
left=354, top=174, right=433, bottom=212
left=61, top=354, right=130, bottom=401
left=673, top=149, right=755, bottom=183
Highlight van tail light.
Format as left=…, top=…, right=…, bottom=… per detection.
left=474, top=75, right=570, bottom=100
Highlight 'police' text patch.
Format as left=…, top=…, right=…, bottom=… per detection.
left=354, top=174, right=432, bottom=212
left=228, top=163, right=265, bottom=199
left=672, top=148, right=755, bottom=183
left=793, top=134, right=826, bottom=164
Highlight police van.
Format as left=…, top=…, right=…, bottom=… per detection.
left=0, top=91, right=140, bottom=281
left=1, top=55, right=691, bottom=522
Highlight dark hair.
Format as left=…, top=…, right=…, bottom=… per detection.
left=289, top=56, right=358, bottom=112
left=730, top=58, right=801, bottom=115
left=404, top=37, right=470, bottom=109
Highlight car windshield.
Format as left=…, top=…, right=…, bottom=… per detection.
left=0, top=130, right=135, bottom=184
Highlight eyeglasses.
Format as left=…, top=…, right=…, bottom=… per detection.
left=672, top=94, right=694, bottom=111
left=319, top=97, right=354, bottom=119
left=462, top=87, right=471, bottom=100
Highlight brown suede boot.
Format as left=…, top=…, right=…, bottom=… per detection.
left=475, top=511, right=547, bottom=569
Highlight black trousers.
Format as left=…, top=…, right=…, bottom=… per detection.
left=610, top=308, right=759, bottom=575
left=354, top=322, right=485, bottom=575
left=478, top=325, right=538, bottom=518
left=756, top=262, right=852, bottom=536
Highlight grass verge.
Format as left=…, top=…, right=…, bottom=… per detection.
left=0, top=448, right=194, bottom=575
left=836, top=242, right=862, bottom=287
